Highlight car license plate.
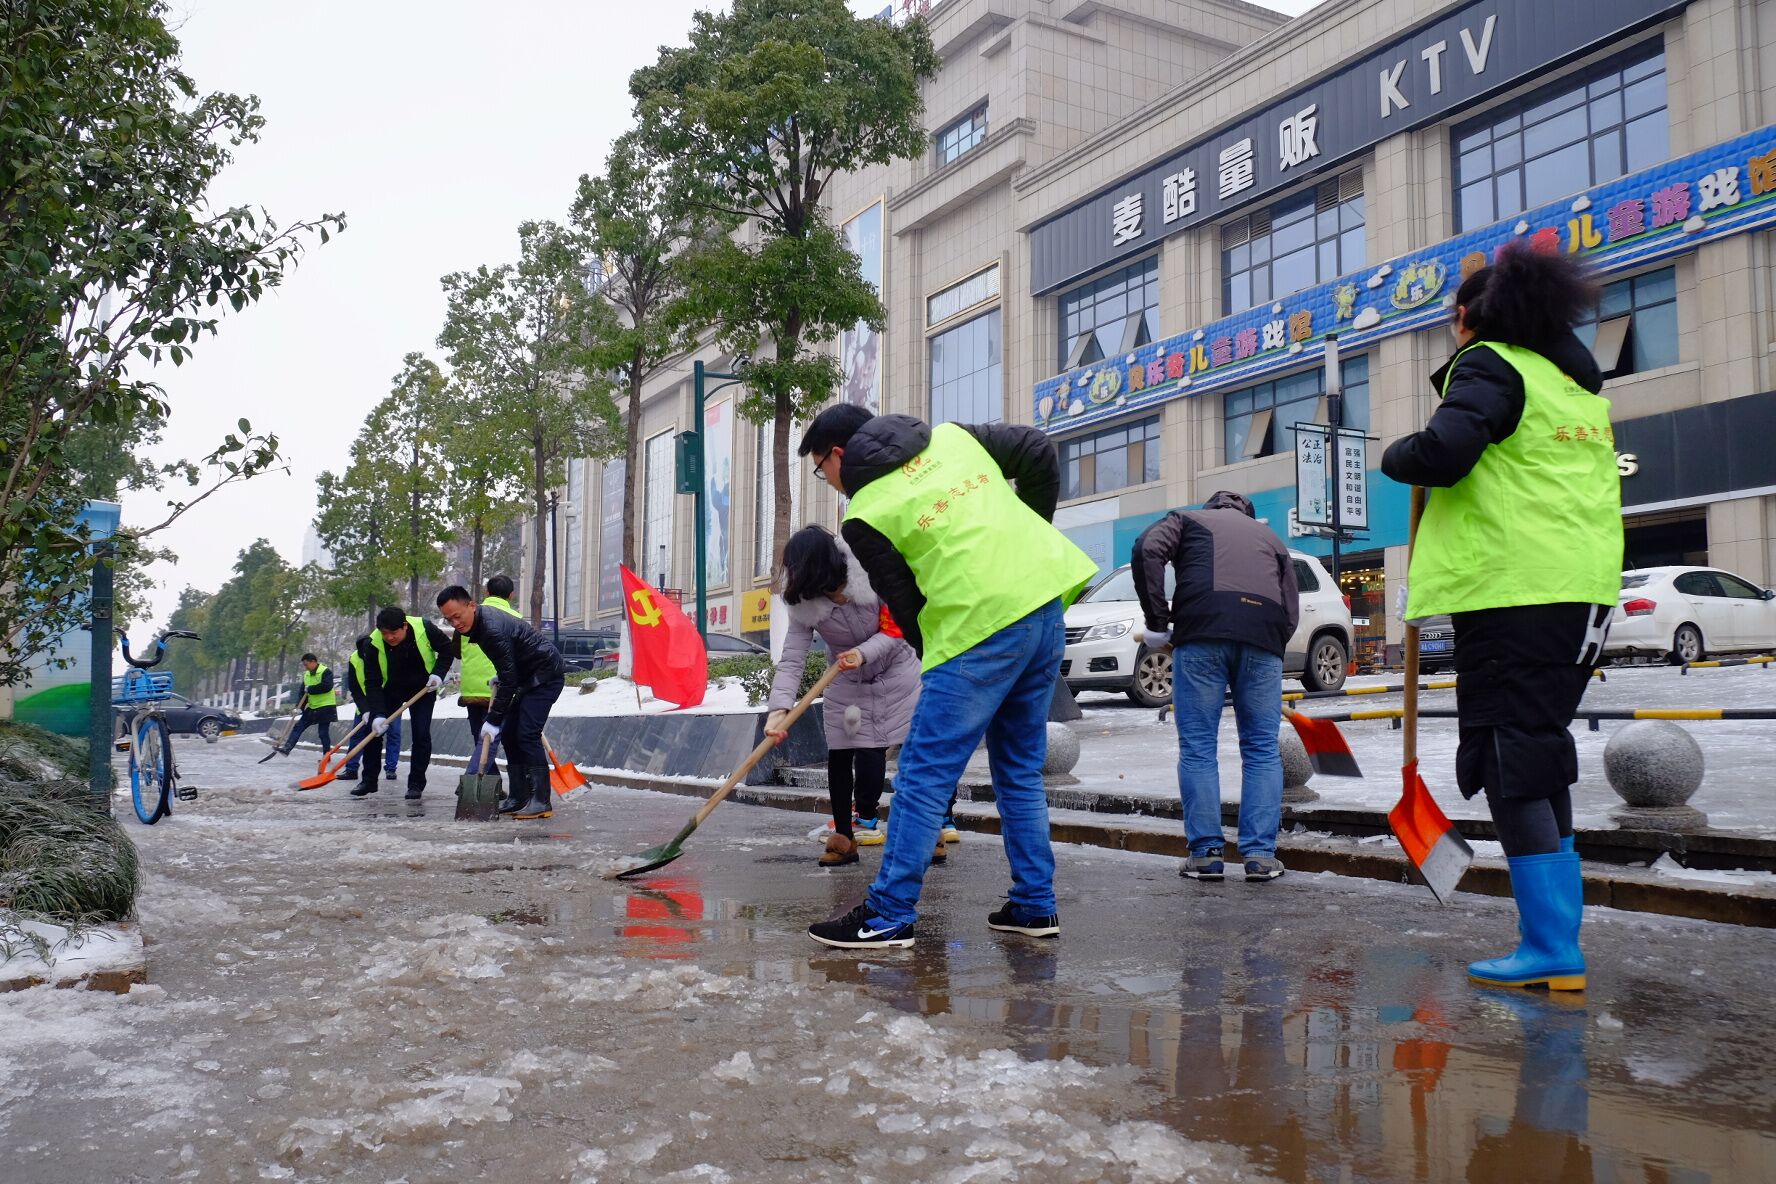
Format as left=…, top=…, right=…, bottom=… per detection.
left=222, top=729, right=237, bottom=737
left=1421, top=640, right=1452, bottom=653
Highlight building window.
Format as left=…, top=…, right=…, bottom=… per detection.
left=1061, top=416, right=1160, bottom=500
left=1224, top=355, right=1370, bottom=463
left=754, top=419, right=800, bottom=578
left=1453, top=44, right=1667, bottom=231
left=1576, top=266, right=1678, bottom=378
left=930, top=308, right=1001, bottom=425
left=1222, top=171, right=1364, bottom=315
left=563, top=460, right=584, bottom=621
left=1058, top=256, right=1158, bottom=371
left=928, top=265, right=999, bottom=327
left=642, top=430, right=675, bottom=587
left=936, top=103, right=988, bottom=166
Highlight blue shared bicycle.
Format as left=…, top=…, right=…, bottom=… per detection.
left=115, top=628, right=202, bottom=825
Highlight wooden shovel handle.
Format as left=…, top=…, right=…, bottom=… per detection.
left=328, top=686, right=431, bottom=769
left=1403, top=486, right=1427, bottom=767
left=689, top=662, right=844, bottom=829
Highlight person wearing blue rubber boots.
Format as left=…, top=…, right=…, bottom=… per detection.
left=799, top=404, right=1098, bottom=950
left=1382, top=242, right=1621, bottom=992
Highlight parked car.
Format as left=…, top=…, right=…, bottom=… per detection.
left=554, top=628, right=620, bottom=673
left=1606, top=566, right=1776, bottom=663
left=1062, top=552, right=1355, bottom=707
left=112, top=694, right=241, bottom=744
left=1417, top=614, right=1456, bottom=673
left=600, top=630, right=769, bottom=673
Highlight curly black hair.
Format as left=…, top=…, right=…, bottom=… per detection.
left=1454, top=242, right=1599, bottom=352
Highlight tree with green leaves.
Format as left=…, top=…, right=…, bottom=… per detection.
left=365, top=354, right=452, bottom=608
left=434, top=376, right=528, bottom=595
left=438, top=222, right=623, bottom=624
left=629, top=0, right=937, bottom=571
left=571, top=132, right=712, bottom=571
left=0, top=0, right=343, bottom=684
left=313, top=451, right=399, bottom=631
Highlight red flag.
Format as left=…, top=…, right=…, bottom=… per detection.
left=619, top=565, right=708, bottom=708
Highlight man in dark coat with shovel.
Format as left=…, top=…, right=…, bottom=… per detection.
left=436, top=585, right=566, bottom=821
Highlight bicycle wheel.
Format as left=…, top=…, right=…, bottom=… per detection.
left=130, top=715, right=171, bottom=824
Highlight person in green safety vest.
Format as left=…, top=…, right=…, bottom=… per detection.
left=356, top=606, right=454, bottom=801
left=275, top=653, right=339, bottom=756
left=453, top=574, right=527, bottom=814
left=1382, top=242, right=1621, bottom=993
left=797, top=404, right=1099, bottom=951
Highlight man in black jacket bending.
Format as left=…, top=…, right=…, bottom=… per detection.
left=436, top=585, right=566, bottom=821
left=359, top=607, right=455, bottom=801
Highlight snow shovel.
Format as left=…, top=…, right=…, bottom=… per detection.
left=258, top=697, right=306, bottom=763
left=546, top=735, right=587, bottom=796
left=295, top=687, right=429, bottom=791
left=605, top=663, right=842, bottom=880
left=315, top=716, right=371, bottom=774
left=455, top=733, right=502, bottom=821
left=1388, top=487, right=1473, bottom=903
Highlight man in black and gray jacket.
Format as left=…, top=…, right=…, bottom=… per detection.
left=435, top=585, right=566, bottom=821
left=1132, top=490, right=1299, bottom=883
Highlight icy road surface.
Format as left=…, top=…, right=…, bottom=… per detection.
left=1, top=736, right=1772, bottom=1183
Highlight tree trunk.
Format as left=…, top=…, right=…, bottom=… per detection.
left=470, top=516, right=485, bottom=598
left=529, top=433, right=548, bottom=627
left=770, top=318, right=806, bottom=579
left=621, top=357, right=643, bottom=570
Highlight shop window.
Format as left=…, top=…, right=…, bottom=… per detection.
left=1061, top=416, right=1161, bottom=500
left=1058, top=257, right=1158, bottom=372
left=1453, top=44, right=1667, bottom=231
left=1224, top=355, right=1370, bottom=463
left=1623, top=509, right=1707, bottom=568
left=1221, top=171, right=1364, bottom=315
left=930, top=308, right=1001, bottom=425
left=1338, top=563, right=1388, bottom=668
left=936, top=103, right=988, bottom=166
left=1575, top=267, right=1678, bottom=378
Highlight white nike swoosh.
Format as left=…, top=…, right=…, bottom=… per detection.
left=857, top=925, right=899, bottom=939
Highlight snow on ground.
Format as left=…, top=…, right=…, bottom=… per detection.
left=458, top=675, right=760, bottom=718
left=0, top=738, right=1268, bottom=1184
left=0, top=918, right=142, bottom=989
left=1063, top=661, right=1776, bottom=836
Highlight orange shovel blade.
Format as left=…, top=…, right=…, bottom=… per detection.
left=1388, top=764, right=1473, bottom=903
left=546, top=740, right=587, bottom=796
left=295, top=759, right=346, bottom=791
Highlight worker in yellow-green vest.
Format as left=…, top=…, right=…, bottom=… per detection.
left=1382, top=242, right=1622, bottom=993
left=354, top=606, right=454, bottom=801
left=453, top=574, right=527, bottom=814
left=797, top=404, right=1098, bottom=951
left=274, top=653, right=340, bottom=757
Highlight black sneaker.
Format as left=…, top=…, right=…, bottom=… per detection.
left=808, top=903, right=915, bottom=950
left=1180, top=846, right=1226, bottom=880
left=986, top=901, right=1060, bottom=938
left=384, top=769, right=397, bottom=781
left=349, top=782, right=379, bottom=798
left=404, top=786, right=424, bottom=801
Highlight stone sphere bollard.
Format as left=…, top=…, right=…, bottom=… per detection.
left=1043, top=722, right=1081, bottom=776
left=1279, top=726, right=1319, bottom=803
left=1603, top=719, right=1707, bottom=831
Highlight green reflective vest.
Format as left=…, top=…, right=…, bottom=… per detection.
left=368, top=615, right=438, bottom=685
left=1407, top=341, right=1623, bottom=617
left=458, top=598, right=522, bottom=699
left=348, top=649, right=366, bottom=698
left=845, top=423, right=1099, bottom=671
left=302, top=663, right=337, bottom=709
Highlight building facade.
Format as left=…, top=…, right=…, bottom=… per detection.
left=537, top=0, right=1776, bottom=664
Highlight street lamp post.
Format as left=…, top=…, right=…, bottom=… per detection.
left=1324, top=334, right=1343, bottom=591
left=685, top=359, right=748, bottom=642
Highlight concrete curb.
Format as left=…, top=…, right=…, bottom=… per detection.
left=564, top=767, right=1776, bottom=930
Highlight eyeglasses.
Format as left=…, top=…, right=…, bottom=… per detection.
left=811, top=449, right=832, bottom=477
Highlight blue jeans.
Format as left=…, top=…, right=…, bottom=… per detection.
left=866, top=599, right=1065, bottom=927
left=1172, top=641, right=1283, bottom=858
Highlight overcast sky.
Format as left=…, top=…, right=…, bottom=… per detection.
left=128, top=0, right=1321, bottom=630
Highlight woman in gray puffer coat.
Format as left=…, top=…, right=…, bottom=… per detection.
left=765, top=526, right=920, bottom=867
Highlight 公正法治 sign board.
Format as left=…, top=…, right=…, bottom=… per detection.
left=1033, top=124, right=1776, bottom=436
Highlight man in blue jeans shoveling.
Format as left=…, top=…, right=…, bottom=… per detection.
left=799, top=404, right=1098, bottom=950
left=1132, top=491, right=1300, bottom=882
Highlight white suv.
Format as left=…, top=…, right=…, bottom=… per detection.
left=1062, top=552, right=1355, bottom=707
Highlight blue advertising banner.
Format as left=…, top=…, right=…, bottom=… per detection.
left=1034, top=125, right=1776, bottom=436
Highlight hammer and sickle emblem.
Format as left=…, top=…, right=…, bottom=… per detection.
left=629, top=587, right=664, bottom=628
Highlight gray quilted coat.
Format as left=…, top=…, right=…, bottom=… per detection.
left=767, top=544, right=920, bottom=751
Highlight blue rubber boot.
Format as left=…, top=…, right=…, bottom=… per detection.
left=1469, top=851, right=1586, bottom=991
